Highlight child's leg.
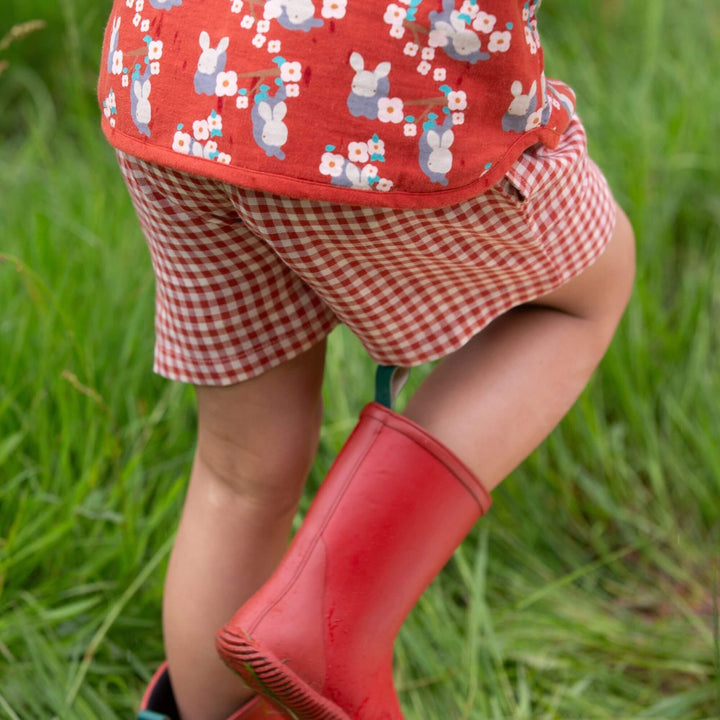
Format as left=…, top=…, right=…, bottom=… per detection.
left=404, top=204, right=636, bottom=490
left=163, top=339, right=327, bottom=720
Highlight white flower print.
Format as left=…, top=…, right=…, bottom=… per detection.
left=112, top=50, right=124, bottom=75
left=285, top=83, right=300, bottom=97
left=150, top=61, right=160, bottom=74
left=218, top=153, right=232, bottom=164
left=148, top=40, right=163, bottom=60
left=473, top=12, right=496, bottom=33
left=241, top=14, right=255, bottom=29
left=231, top=0, right=244, bottom=12
left=267, top=39, right=282, bottom=53
left=403, top=123, right=417, bottom=137
left=377, top=97, right=404, bottom=123
left=383, top=4, right=406, bottom=26
left=447, top=90, right=467, bottom=110
left=416, top=60, right=432, bottom=75
left=136, top=0, right=144, bottom=11
left=126, top=0, right=134, bottom=8
left=376, top=178, right=393, bottom=192
left=389, top=24, right=405, bottom=39
left=256, top=20, right=270, bottom=33
left=252, top=33, right=266, bottom=48
left=488, top=31, right=511, bottom=52
left=108, top=90, right=117, bottom=111
left=363, top=164, right=379, bottom=180
left=522, top=7, right=530, bottom=21
left=141, top=18, right=150, bottom=32
left=110, top=117, right=116, bottom=128
left=460, top=1, right=479, bottom=18
left=433, top=67, right=446, bottom=82
left=421, top=47, right=435, bottom=61
left=367, top=137, right=385, bottom=156
left=208, top=112, right=223, bottom=134
left=525, top=108, right=543, bottom=130
left=104, top=104, right=111, bottom=119
left=216, top=71, right=238, bottom=96
left=122, top=73, right=130, bottom=87
left=173, top=131, right=192, bottom=154
left=205, top=140, right=219, bottom=157
left=320, top=152, right=345, bottom=177
left=322, top=0, right=347, bottom=19
left=347, top=141, right=369, bottom=164
left=236, top=95, right=249, bottom=109
left=193, top=119, right=210, bottom=140
left=452, top=111, right=465, bottom=125
left=133, top=12, right=141, bottom=26
left=280, top=61, right=302, bottom=83
left=525, top=26, right=538, bottom=54
left=403, top=41, right=419, bottom=56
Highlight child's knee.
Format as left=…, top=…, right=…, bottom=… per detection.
left=191, top=343, right=326, bottom=512
left=194, top=391, right=323, bottom=516
left=195, top=411, right=321, bottom=515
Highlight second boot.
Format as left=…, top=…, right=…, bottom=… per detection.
left=138, top=661, right=283, bottom=720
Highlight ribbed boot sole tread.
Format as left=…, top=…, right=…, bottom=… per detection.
left=217, top=628, right=351, bottom=720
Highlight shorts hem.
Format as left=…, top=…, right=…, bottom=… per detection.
left=153, top=319, right=339, bottom=386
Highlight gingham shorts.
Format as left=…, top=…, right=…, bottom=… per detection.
left=118, top=115, right=616, bottom=386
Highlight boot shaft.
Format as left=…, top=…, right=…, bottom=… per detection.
left=223, top=403, right=491, bottom=714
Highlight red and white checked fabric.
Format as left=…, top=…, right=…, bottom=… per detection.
left=117, top=114, right=616, bottom=386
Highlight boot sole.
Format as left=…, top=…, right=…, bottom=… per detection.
left=217, top=627, right=352, bottom=720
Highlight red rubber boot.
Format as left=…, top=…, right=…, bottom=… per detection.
left=216, top=402, right=492, bottom=720
left=138, top=661, right=283, bottom=720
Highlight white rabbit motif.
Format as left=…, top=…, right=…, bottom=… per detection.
left=343, top=162, right=377, bottom=190
left=434, top=13, right=481, bottom=57
left=197, top=31, right=230, bottom=74
left=283, top=0, right=317, bottom=24
left=148, top=0, right=184, bottom=9
left=264, top=0, right=283, bottom=18
left=110, top=16, right=121, bottom=50
left=507, top=80, right=537, bottom=116
left=265, top=0, right=322, bottom=29
left=428, top=0, right=488, bottom=63
left=134, top=79, right=152, bottom=124
left=257, top=101, right=288, bottom=148
left=349, top=52, right=391, bottom=98
left=426, top=129, right=454, bottom=175
left=106, top=16, right=121, bottom=73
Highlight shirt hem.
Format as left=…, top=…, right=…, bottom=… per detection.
left=103, top=123, right=565, bottom=209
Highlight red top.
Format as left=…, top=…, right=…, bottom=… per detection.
left=98, top=0, right=575, bottom=208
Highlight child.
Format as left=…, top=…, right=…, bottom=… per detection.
left=98, top=1, right=635, bottom=719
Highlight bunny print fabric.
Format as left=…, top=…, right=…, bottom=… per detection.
left=99, top=0, right=576, bottom=208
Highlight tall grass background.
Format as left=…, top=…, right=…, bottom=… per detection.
left=0, top=0, right=718, bottom=718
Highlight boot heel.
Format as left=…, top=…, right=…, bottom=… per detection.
left=217, top=628, right=351, bottom=720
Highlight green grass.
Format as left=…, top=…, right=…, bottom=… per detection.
left=1, top=0, right=719, bottom=718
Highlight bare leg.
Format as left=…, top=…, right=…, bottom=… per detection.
left=404, top=204, right=636, bottom=491
left=163, top=340, right=327, bottom=720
